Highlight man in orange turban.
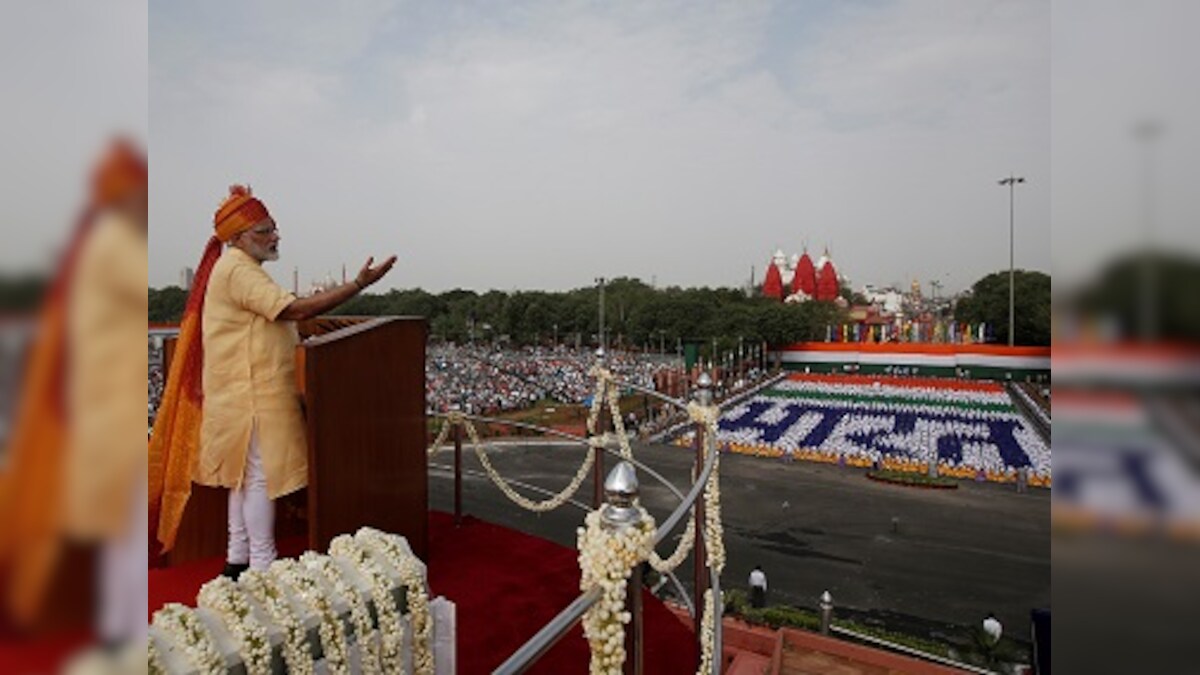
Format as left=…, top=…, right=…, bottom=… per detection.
left=0, top=138, right=148, bottom=667
left=150, top=185, right=395, bottom=578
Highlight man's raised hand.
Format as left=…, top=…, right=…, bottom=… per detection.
left=355, top=255, right=397, bottom=289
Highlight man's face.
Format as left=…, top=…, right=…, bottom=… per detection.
left=237, top=217, right=280, bottom=262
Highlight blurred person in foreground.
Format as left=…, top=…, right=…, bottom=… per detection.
left=149, top=185, right=395, bottom=582
left=0, top=139, right=148, bottom=670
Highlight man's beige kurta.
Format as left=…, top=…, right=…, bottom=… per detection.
left=65, top=212, right=147, bottom=538
left=196, top=247, right=306, bottom=498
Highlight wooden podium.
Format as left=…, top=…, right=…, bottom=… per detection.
left=163, top=316, right=428, bottom=566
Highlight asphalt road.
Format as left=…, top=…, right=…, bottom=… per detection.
left=428, top=439, right=1050, bottom=642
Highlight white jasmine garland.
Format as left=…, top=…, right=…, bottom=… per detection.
left=702, top=444, right=726, bottom=571
left=687, top=406, right=727, bottom=675
left=303, top=552, right=382, bottom=675
left=147, top=635, right=166, bottom=675
left=240, top=569, right=314, bottom=675
left=427, top=411, right=465, bottom=457
left=357, top=528, right=434, bottom=674
left=149, top=603, right=225, bottom=674
left=271, top=559, right=351, bottom=675
left=577, top=507, right=656, bottom=674
left=647, top=510, right=695, bottom=573
left=330, top=534, right=406, bottom=673
left=697, top=590, right=717, bottom=675
left=197, top=576, right=272, bottom=675
left=465, top=417, right=596, bottom=512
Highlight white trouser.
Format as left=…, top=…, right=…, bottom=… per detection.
left=98, top=475, right=148, bottom=645
left=227, top=426, right=276, bottom=571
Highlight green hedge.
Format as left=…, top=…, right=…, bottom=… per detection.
left=722, top=589, right=1029, bottom=665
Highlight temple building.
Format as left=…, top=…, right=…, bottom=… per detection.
left=762, top=247, right=841, bottom=303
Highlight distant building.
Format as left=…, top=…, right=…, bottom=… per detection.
left=862, top=284, right=904, bottom=315
left=308, top=272, right=338, bottom=296
left=761, top=247, right=841, bottom=303
left=179, top=266, right=194, bottom=291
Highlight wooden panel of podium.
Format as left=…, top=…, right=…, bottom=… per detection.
left=163, top=316, right=428, bottom=566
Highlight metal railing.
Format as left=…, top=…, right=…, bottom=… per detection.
left=429, top=365, right=725, bottom=675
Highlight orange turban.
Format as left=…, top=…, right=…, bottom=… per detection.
left=213, top=184, right=270, bottom=242
left=90, top=137, right=147, bottom=209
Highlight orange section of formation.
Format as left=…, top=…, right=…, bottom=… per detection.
left=781, top=342, right=1050, bottom=357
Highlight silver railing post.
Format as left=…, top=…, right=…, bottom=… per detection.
left=601, top=462, right=644, bottom=675
left=593, top=348, right=607, bottom=509
left=452, top=403, right=464, bottom=526
left=819, top=590, right=834, bottom=635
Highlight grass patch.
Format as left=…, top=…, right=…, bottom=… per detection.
left=722, top=589, right=1029, bottom=668
left=866, top=469, right=959, bottom=489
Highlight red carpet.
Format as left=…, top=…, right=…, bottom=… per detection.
left=148, top=511, right=697, bottom=674
left=0, top=628, right=91, bottom=675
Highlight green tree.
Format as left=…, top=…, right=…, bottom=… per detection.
left=1073, top=251, right=1200, bottom=342
left=0, top=273, right=49, bottom=313
left=954, top=270, right=1051, bottom=346
left=148, top=286, right=188, bottom=323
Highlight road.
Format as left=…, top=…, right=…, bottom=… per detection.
left=428, top=439, right=1050, bottom=643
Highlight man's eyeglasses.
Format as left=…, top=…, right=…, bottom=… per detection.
left=249, top=224, right=278, bottom=236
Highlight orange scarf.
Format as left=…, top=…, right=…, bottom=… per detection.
left=147, top=236, right=222, bottom=554
left=0, top=209, right=92, bottom=625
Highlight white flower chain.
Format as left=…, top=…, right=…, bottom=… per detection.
left=357, top=528, right=435, bottom=675
left=588, top=367, right=635, bottom=460
left=464, top=416, right=597, bottom=512
left=197, top=576, right=272, bottom=675
left=697, top=412, right=726, bottom=675
left=702, top=428, right=726, bottom=573
left=687, top=401, right=719, bottom=428
left=697, top=589, right=717, bottom=675
left=240, top=569, right=314, bottom=675
left=303, top=552, right=382, bottom=675
left=330, top=535, right=407, bottom=673
left=427, top=411, right=466, bottom=457
left=577, top=507, right=657, bottom=674
left=147, top=636, right=165, bottom=675
left=647, top=510, right=696, bottom=573
left=271, top=559, right=352, bottom=675
left=149, top=603, right=225, bottom=674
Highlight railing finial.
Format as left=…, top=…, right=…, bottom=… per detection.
left=601, top=461, right=641, bottom=530
left=819, top=590, right=834, bottom=635
left=695, top=371, right=714, bottom=407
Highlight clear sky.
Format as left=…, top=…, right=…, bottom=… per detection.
left=142, top=0, right=1052, bottom=295
left=0, top=1, right=147, bottom=273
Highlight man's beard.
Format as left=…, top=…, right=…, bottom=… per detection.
left=253, top=242, right=279, bottom=262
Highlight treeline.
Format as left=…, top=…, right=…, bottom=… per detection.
left=0, top=273, right=48, bottom=313
left=149, top=277, right=844, bottom=352
left=146, top=268, right=1064, bottom=348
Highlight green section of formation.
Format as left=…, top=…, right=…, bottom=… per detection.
left=761, top=387, right=1016, bottom=414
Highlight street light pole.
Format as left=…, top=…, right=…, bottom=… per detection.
left=998, top=175, right=1025, bottom=346
left=595, top=277, right=606, bottom=352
